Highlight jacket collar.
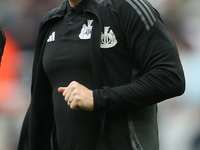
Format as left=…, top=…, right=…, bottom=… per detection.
left=84, top=0, right=101, bottom=17
left=47, top=0, right=103, bottom=20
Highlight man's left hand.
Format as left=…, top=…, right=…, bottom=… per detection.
left=58, top=81, right=94, bottom=111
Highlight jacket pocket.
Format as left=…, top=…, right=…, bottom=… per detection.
left=128, top=114, right=143, bottom=150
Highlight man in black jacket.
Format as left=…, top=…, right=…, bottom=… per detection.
left=18, top=0, right=185, bottom=149
left=0, top=24, right=6, bottom=64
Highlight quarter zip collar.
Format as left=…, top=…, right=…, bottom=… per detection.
left=41, top=0, right=103, bottom=26
left=66, top=0, right=86, bottom=15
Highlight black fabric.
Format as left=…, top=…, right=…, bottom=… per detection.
left=0, top=24, right=6, bottom=63
left=43, top=2, right=101, bottom=149
left=93, top=0, right=185, bottom=111
left=18, top=0, right=185, bottom=149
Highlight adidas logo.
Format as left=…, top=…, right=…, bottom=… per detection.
left=47, top=31, right=55, bottom=42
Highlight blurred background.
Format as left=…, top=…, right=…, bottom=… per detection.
left=0, top=0, right=199, bottom=149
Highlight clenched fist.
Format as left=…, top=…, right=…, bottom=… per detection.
left=58, top=81, right=94, bottom=111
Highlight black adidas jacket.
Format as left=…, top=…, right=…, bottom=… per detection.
left=0, top=24, right=6, bottom=63
left=18, top=0, right=185, bottom=149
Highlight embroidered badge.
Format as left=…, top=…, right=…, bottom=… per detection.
left=79, top=20, right=93, bottom=39
left=100, top=26, right=117, bottom=48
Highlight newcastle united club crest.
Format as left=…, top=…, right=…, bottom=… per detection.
left=79, top=20, right=93, bottom=39
left=100, top=26, right=117, bottom=48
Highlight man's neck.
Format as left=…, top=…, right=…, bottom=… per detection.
left=68, top=0, right=83, bottom=7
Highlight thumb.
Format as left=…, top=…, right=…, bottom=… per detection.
left=58, top=87, right=66, bottom=93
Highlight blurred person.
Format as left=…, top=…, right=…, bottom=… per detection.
left=0, top=29, right=24, bottom=150
left=0, top=23, right=6, bottom=64
left=159, top=0, right=191, bottom=51
left=156, top=0, right=200, bottom=150
left=18, top=0, right=185, bottom=150
left=192, top=131, right=200, bottom=150
left=0, top=30, right=23, bottom=105
left=0, top=0, right=63, bottom=52
left=0, top=22, right=7, bottom=150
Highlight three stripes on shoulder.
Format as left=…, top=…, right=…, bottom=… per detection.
left=125, top=0, right=157, bottom=31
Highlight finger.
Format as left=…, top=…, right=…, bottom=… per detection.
left=70, top=100, right=81, bottom=110
left=63, top=81, right=76, bottom=96
left=58, top=87, right=69, bottom=101
left=64, top=84, right=76, bottom=102
left=58, top=87, right=66, bottom=93
left=70, top=105, right=81, bottom=110
left=64, top=81, right=79, bottom=101
left=58, top=87, right=70, bottom=102
left=63, top=86, right=70, bottom=97
left=67, top=99, right=72, bottom=106
left=65, top=85, right=75, bottom=102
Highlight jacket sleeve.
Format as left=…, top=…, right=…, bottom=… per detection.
left=93, top=0, right=185, bottom=111
left=0, top=24, right=6, bottom=63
